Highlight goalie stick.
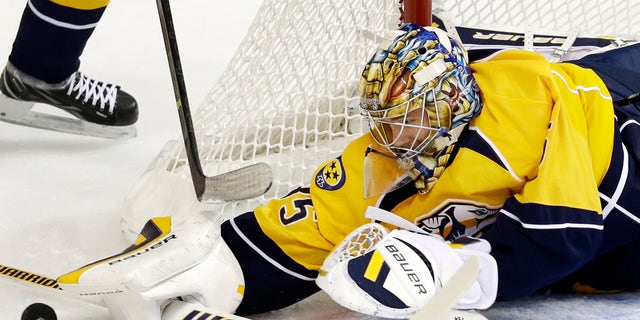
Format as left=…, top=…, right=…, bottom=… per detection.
left=1, top=259, right=485, bottom=320
left=0, top=263, right=251, bottom=320
left=0, top=263, right=103, bottom=320
left=155, top=0, right=273, bottom=202
left=410, top=256, right=485, bottom=320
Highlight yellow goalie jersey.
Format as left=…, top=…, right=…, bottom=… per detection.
left=221, top=49, right=618, bottom=313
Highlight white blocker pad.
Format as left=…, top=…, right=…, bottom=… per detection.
left=118, top=140, right=208, bottom=242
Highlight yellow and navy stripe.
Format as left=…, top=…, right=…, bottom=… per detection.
left=0, top=264, right=61, bottom=290
left=27, top=0, right=109, bottom=29
left=58, top=216, right=172, bottom=285
left=346, top=250, right=406, bottom=308
left=182, top=310, right=238, bottom=320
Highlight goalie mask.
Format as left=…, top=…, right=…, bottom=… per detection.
left=360, top=24, right=481, bottom=194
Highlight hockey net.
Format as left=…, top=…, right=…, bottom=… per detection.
left=121, top=0, right=640, bottom=234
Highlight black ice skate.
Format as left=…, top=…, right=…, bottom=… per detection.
left=0, top=62, right=138, bottom=139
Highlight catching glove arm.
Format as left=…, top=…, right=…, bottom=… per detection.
left=316, top=223, right=497, bottom=319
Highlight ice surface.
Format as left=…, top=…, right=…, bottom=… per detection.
left=1, top=0, right=640, bottom=319
left=0, top=0, right=260, bottom=318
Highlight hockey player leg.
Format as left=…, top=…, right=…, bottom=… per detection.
left=140, top=232, right=245, bottom=313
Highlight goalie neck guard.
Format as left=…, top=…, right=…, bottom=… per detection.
left=359, top=23, right=482, bottom=193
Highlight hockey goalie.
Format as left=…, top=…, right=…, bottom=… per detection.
left=56, top=212, right=494, bottom=320
left=57, top=20, right=640, bottom=320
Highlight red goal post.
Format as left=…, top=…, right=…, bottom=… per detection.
left=401, top=0, right=433, bottom=26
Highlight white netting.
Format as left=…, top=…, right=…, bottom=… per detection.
left=321, top=223, right=388, bottom=272
left=438, top=0, right=640, bottom=37
left=122, top=0, right=640, bottom=233
left=158, top=0, right=402, bottom=217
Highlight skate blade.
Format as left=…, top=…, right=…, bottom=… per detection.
left=0, top=93, right=137, bottom=140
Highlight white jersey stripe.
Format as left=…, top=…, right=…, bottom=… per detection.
left=469, top=126, right=525, bottom=183
left=501, top=208, right=604, bottom=230
left=28, top=0, right=98, bottom=30
left=600, top=144, right=629, bottom=220
left=230, top=218, right=316, bottom=282
left=551, top=70, right=612, bottom=101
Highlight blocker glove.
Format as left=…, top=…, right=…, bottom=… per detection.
left=316, top=223, right=498, bottom=319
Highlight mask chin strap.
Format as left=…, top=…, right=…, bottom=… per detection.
left=406, top=124, right=467, bottom=194
left=433, top=123, right=466, bottom=151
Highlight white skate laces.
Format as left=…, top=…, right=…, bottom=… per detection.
left=66, top=72, right=119, bottom=114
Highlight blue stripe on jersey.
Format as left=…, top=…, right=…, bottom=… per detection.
left=220, top=213, right=319, bottom=315
left=462, top=127, right=509, bottom=171
left=572, top=43, right=640, bottom=104
left=29, top=0, right=106, bottom=28
left=378, top=181, right=418, bottom=211
left=596, top=115, right=640, bottom=253
left=555, top=48, right=640, bottom=293
left=486, top=105, right=640, bottom=300
left=599, top=125, right=629, bottom=220
left=483, top=198, right=604, bottom=300
left=500, top=202, right=603, bottom=230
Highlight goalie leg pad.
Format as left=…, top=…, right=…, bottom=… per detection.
left=103, top=293, right=162, bottom=320
left=58, top=214, right=219, bottom=293
left=141, top=235, right=245, bottom=313
left=58, top=213, right=246, bottom=317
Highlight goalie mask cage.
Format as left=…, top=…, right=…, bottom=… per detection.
left=122, top=0, right=640, bottom=232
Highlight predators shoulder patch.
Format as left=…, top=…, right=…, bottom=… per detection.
left=315, top=157, right=346, bottom=191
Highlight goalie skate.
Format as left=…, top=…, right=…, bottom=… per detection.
left=0, top=63, right=138, bottom=139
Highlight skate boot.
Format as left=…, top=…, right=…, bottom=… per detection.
left=0, top=62, right=138, bottom=138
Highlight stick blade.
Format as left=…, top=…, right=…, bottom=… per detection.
left=200, top=162, right=273, bottom=202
